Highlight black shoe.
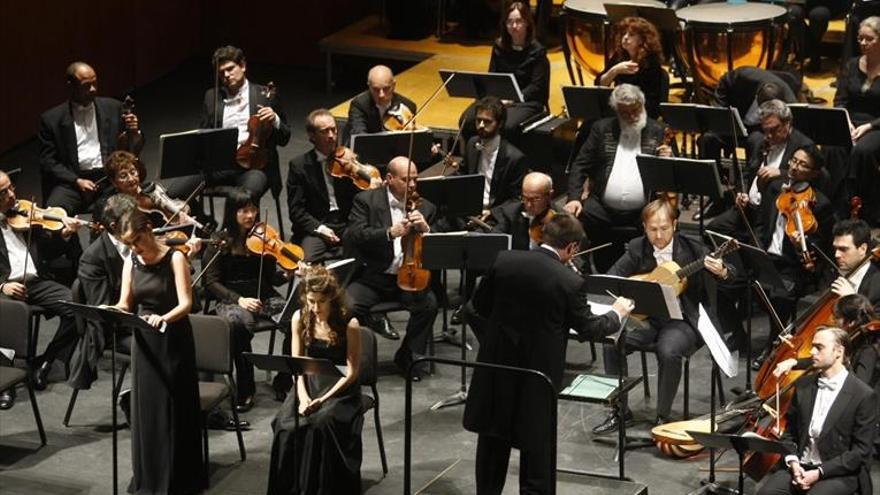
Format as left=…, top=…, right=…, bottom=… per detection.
left=225, top=418, right=251, bottom=431
left=751, top=349, right=769, bottom=372
left=394, top=349, right=426, bottom=382
left=118, top=389, right=132, bottom=426
left=236, top=396, right=255, bottom=413
left=591, top=409, right=633, bottom=435
left=0, top=388, right=15, bottom=410
left=33, top=361, right=51, bottom=391
left=374, top=317, right=400, bottom=340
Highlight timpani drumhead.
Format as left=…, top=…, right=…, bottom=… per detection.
left=563, top=0, right=667, bottom=18
left=675, top=2, right=787, bottom=28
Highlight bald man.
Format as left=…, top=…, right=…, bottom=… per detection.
left=488, top=171, right=558, bottom=251
left=343, top=65, right=417, bottom=144
left=344, top=156, right=438, bottom=380
left=39, top=61, right=142, bottom=216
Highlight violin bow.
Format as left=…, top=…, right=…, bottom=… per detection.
left=191, top=229, right=227, bottom=288
left=255, top=209, right=269, bottom=306
left=160, top=181, right=205, bottom=230
left=728, top=107, right=762, bottom=249
left=808, top=241, right=844, bottom=277
left=21, top=197, right=37, bottom=287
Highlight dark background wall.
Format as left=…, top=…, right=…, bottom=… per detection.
left=0, top=0, right=372, bottom=153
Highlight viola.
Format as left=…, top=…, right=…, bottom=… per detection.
left=328, top=146, right=382, bottom=190
left=158, top=230, right=225, bottom=256
left=245, top=221, right=304, bottom=272
left=397, top=191, right=430, bottom=292
left=117, top=95, right=144, bottom=157
left=235, top=82, right=276, bottom=170
left=137, top=182, right=205, bottom=231
left=775, top=181, right=817, bottom=270
left=528, top=209, right=556, bottom=245
left=6, top=199, right=100, bottom=233
left=383, top=102, right=420, bottom=131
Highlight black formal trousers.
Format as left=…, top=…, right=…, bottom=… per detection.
left=45, top=168, right=108, bottom=217
left=757, top=466, right=857, bottom=495
left=11, top=278, right=78, bottom=366
left=163, top=168, right=269, bottom=205
left=346, top=271, right=437, bottom=358
left=476, top=434, right=551, bottom=495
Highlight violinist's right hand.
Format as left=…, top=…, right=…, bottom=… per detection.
left=564, top=200, right=583, bottom=217
left=611, top=296, right=635, bottom=319
left=735, top=192, right=749, bottom=209
left=772, top=358, right=799, bottom=378
left=388, top=220, right=409, bottom=239
left=75, top=178, right=97, bottom=193
left=0, top=281, right=27, bottom=301
left=316, top=225, right=340, bottom=244
left=238, top=297, right=263, bottom=313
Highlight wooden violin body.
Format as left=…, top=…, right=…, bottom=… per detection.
left=383, top=102, right=419, bottom=131
left=246, top=221, right=304, bottom=271
left=528, top=209, right=556, bottom=245
left=775, top=181, right=817, bottom=269
left=6, top=199, right=100, bottom=232
left=397, top=192, right=430, bottom=292
left=236, top=82, right=275, bottom=170
left=329, top=146, right=382, bottom=190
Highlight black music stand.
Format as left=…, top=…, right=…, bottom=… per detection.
left=438, top=69, right=524, bottom=103
left=422, top=232, right=511, bottom=410
left=562, top=86, right=613, bottom=121
left=788, top=105, right=852, bottom=148
left=637, top=154, right=724, bottom=235
left=350, top=130, right=434, bottom=169
left=158, top=128, right=238, bottom=180
left=604, top=3, right=679, bottom=31
left=244, top=353, right=343, bottom=493
left=60, top=301, right=164, bottom=495
left=417, top=174, right=484, bottom=218
left=688, top=431, right=795, bottom=495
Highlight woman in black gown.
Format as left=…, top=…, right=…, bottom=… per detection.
left=115, top=209, right=204, bottom=494
left=267, top=265, right=363, bottom=494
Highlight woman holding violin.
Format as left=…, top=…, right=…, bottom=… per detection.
left=202, top=188, right=292, bottom=411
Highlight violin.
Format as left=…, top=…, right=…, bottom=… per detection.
left=246, top=221, right=304, bottom=272
left=397, top=191, right=431, bottom=292
left=383, top=102, right=420, bottom=131
left=137, top=182, right=205, bottom=231
left=117, top=95, right=144, bottom=157
left=528, top=209, right=556, bottom=245
left=850, top=196, right=862, bottom=220
left=157, top=230, right=224, bottom=255
left=657, top=128, right=679, bottom=209
left=235, top=82, right=276, bottom=170
left=6, top=199, right=101, bottom=233
left=328, top=146, right=382, bottom=190
left=775, top=180, right=817, bottom=270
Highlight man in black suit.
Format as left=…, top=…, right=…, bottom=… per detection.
left=343, top=65, right=417, bottom=145
left=463, top=213, right=634, bottom=495
left=564, top=84, right=672, bottom=272
left=487, top=171, right=558, bottom=251
left=592, top=198, right=732, bottom=433
left=287, top=109, right=368, bottom=262
left=38, top=61, right=142, bottom=215
left=757, top=327, right=877, bottom=495
left=828, top=219, right=880, bottom=310
left=0, top=170, right=80, bottom=394
left=168, top=46, right=291, bottom=201
left=344, top=156, right=438, bottom=377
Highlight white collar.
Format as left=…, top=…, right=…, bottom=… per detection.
left=225, top=79, right=249, bottom=101
left=653, top=239, right=674, bottom=256
left=539, top=244, right=561, bottom=260
left=387, top=188, right=404, bottom=209
left=817, top=368, right=848, bottom=391
left=478, top=135, right=501, bottom=153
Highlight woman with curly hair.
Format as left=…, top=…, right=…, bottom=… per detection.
left=267, top=265, right=363, bottom=494
left=597, top=16, right=669, bottom=119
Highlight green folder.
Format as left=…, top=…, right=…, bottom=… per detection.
left=560, top=374, right=620, bottom=400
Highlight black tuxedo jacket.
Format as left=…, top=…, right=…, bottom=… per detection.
left=715, top=67, right=798, bottom=125
left=344, top=186, right=437, bottom=276
left=286, top=149, right=361, bottom=240
left=343, top=91, right=416, bottom=144
left=463, top=248, right=620, bottom=451
left=781, top=373, right=876, bottom=489
left=857, top=263, right=880, bottom=311
left=743, top=128, right=814, bottom=188
left=567, top=116, right=667, bottom=202
left=460, top=136, right=527, bottom=209
left=489, top=202, right=559, bottom=252
left=38, top=97, right=126, bottom=187
left=200, top=82, right=292, bottom=195
left=757, top=180, right=835, bottom=257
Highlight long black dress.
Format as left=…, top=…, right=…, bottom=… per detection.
left=129, top=250, right=205, bottom=494
left=267, top=330, right=363, bottom=494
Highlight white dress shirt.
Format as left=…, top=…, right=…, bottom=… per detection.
left=602, top=132, right=646, bottom=211
left=316, top=150, right=339, bottom=213
left=108, top=233, right=131, bottom=260
left=1, top=222, right=39, bottom=282
left=478, top=135, right=501, bottom=208
left=72, top=102, right=103, bottom=171
left=768, top=212, right=787, bottom=256
left=653, top=239, right=674, bottom=265
left=785, top=369, right=849, bottom=466
left=748, top=142, right=786, bottom=206
left=385, top=189, right=406, bottom=274
left=223, top=80, right=251, bottom=146
left=848, top=261, right=870, bottom=293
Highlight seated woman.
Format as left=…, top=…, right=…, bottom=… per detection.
left=267, top=265, right=363, bottom=494
left=202, top=188, right=289, bottom=412
left=834, top=16, right=880, bottom=226
left=597, top=16, right=669, bottom=120
left=460, top=1, right=550, bottom=142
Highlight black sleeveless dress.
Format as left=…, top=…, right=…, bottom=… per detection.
left=128, top=250, right=205, bottom=494
left=267, top=326, right=363, bottom=494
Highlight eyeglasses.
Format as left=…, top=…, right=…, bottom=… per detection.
left=788, top=156, right=814, bottom=170
left=0, top=183, right=14, bottom=198
left=506, top=19, right=526, bottom=27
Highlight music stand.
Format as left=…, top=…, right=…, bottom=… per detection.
left=562, top=86, right=613, bottom=121
left=417, top=174, right=484, bottom=218
left=158, top=128, right=238, bottom=180
left=438, top=69, right=524, bottom=103
left=788, top=105, right=852, bottom=148
left=688, top=431, right=795, bottom=495
left=59, top=302, right=165, bottom=495
left=350, top=129, right=434, bottom=168
left=422, top=232, right=511, bottom=410
left=637, top=154, right=724, bottom=235
left=604, top=3, right=679, bottom=31
left=244, top=353, right=343, bottom=494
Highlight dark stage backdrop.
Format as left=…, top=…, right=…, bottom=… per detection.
left=0, top=0, right=371, bottom=152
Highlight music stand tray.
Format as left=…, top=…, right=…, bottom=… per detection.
left=636, top=155, right=724, bottom=200
left=439, top=69, right=524, bottom=103
left=788, top=105, right=852, bottom=148
left=350, top=129, right=434, bottom=167
left=158, top=128, right=238, bottom=180
left=417, top=174, right=485, bottom=218
left=562, top=86, right=613, bottom=121
left=604, top=3, right=679, bottom=31
left=688, top=430, right=795, bottom=495
left=660, top=103, right=748, bottom=138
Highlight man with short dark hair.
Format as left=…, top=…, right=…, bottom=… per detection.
left=828, top=218, right=880, bottom=310
left=464, top=212, right=633, bottom=494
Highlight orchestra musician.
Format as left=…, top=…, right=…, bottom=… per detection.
left=826, top=219, right=880, bottom=309
left=564, top=83, right=672, bottom=272
left=787, top=1, right=848, bottom=73
left=343, top=156, right=437, bottom=379
left=287, top=109, right=361, bottom=262
left=343, top=65, right=417, bottom=144
left=486, top=171, right=559, bottom=251
left=38, top=61, right=142, bottom=216
left=113, top=208, right=205, bottom=494
left=591, top=198, right=731, bottom=433
left=0, top=170, right=83, bottom=395
left=463, top=213, right=634, bottom=495
left=756, top=327, right=877, bottom=495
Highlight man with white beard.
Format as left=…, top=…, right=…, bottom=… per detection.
left=564, top=84, right=672, bottom=271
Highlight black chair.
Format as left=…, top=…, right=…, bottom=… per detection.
left=62, top=278, right=131, bottom=426
left=190, top=314, right=246, bottom=486
left=357, top=326, right=388, bottom=476
left=0, top=298, right=47, bottom=445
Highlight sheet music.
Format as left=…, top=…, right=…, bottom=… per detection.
left=660, top=284, right=683, bottom=320
left=697, top=303, right=738, bottom=378
left=0, top=347, right=14, bottom=364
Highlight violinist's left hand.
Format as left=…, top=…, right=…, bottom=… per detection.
left=831, top=276, right=856, bottom=297
left=256, top=106, right=279, bottom=128
left=185, top=237, right=203, bottom=257
left=60, top=217, right=84, bottom=238
left=656, top=144, right=673, bottom=158
left=123, top=112, right=140, bottom=132
left=407, top=210, right=430, bottom=233
left=704, top=255, right=728, bottom=279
